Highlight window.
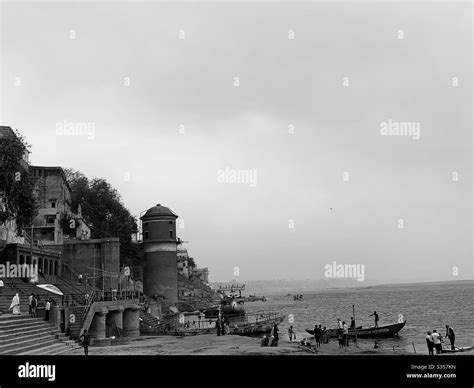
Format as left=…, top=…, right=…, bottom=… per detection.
left=50, top=201, right=56, bottom=208
left=169, top=230, right=173, bottom=238
left=144, top=231, right=149, bottom=240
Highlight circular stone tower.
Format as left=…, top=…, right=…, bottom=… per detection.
left=140, top=204, right=179, bottom=304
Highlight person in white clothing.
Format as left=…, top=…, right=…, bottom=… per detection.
left=431, top=330, right=443, bottom=354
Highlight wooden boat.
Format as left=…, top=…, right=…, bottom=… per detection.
left=244, top=293, right=265, bottom=302
left=203, top=298, right=245, bottom=318
left=174, top=312, right=285, bottom=337
left=228, top=312, right=285, bottom=336
left=306, top=321, right=406, bottom=338
left=441, top=346, right=473, bottom=354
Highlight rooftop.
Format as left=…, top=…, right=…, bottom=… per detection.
left=141, top=204, right=178, bottom=219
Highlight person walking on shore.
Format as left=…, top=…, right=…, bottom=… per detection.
left=288, top=325, right=295, bottom=342
left=445, top=325, right=455, bottom=350
left=321, top=326, right=327, bottom=344
left=270, top=323, right=279, bottom=346
left=79, top=330, right=91, bottom=356
left=221, top=317, right=227, bottom=336
left=431, top=330, right=443, bottom=354
left=314, top=324, right=320, bottom=348
left=337, top=329, right=343, bottom=348
left=425, top=331, right=434, bottom=355
left=342, top=321, right=349, bottom=347
left=369, top=311, right=379, bottom=327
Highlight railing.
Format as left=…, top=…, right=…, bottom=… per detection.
left=81, top=292, right=95, bottom=323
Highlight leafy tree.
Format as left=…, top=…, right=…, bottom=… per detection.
left=0, top=129, right=36, bottom=230
left=64, top=169, right=140, bottom=266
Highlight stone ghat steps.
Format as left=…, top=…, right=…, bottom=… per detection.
left=0, top=315, right=76, bottom=355
left=0, top=317, right=47, bottom=331
left=139, top=310, right=180, bottom=333
left=0, top=336, right=63, bottom=355
left=139, top=311, right=161, bottom=328
left=20, top=340, right=80, bottom=355
left=0, top=326, right=57, bottom=342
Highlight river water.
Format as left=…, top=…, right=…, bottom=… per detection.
left=245, top=281, right=473, bottom=354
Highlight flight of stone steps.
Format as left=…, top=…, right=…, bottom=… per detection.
left=139, top=310, right=180, bottom=334
left=1, top=276, right=96, bottom=313
left=0, top=314, right=81, bottom=355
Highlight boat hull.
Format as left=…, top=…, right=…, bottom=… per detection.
left=441, top=346, right=473, bottom=354
left=306, top=321, right=406, bottom=338
left=229, top=316, right=285, bottom=336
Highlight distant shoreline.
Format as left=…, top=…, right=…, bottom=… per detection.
left=236, top=278, right=474, bottom=296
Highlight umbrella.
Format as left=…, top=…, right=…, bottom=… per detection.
left=36, top=284, right=64, bottom=296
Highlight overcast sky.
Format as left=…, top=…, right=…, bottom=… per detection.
left=1, top=1, right=472, bottom=283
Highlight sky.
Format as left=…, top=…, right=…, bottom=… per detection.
left=0, top=1, right=472, bottom=284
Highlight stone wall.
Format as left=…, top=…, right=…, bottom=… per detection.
left=50, top=238, right=120, bottom=290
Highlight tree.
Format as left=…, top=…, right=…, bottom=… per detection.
left=0, top=129, right=36, bottom=230
left=64, top=169, right=140, bottom=266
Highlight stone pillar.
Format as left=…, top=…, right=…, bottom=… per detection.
left=123, top=305, right=140, bottom=337
left=89, top=308, right=108, bottom=339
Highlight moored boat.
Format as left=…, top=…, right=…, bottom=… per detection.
left=228, top=312, right=285, bottom=336
left=306, top=321, right=406, bottom=338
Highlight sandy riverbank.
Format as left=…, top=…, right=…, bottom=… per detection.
left=66, top=334, right=411, bottom=356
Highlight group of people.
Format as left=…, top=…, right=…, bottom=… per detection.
left=215, top=316, right=230, bottom=336
left=335, top=318, right=350, bottom=348
left=425, top=325, right=455, bottom=354
left=8, top=292, right=55, bottom=320
left=313, top=324, right=328, bottom=347
left=261, top=323, right=279, bottom=347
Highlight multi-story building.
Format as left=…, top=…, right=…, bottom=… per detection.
left=177, top=247, right=190, bottom=278
left=30, top=166, right=91, bottom=245
left=0, top=127, right=62, bottom=276
left=193, top=267, right=209, bottom=284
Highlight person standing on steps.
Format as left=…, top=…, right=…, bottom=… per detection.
left=45, top=298, right=51, bottom=321
left=30, top=294, right=37, bottom=318
left=80, top=329, right=91, bottom=356
left=28, top=292, right=34, bottom=316
left=9, top=292, right=21, bottom=315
